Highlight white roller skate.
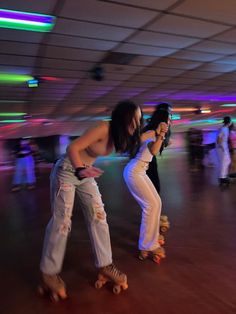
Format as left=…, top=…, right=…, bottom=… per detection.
left=139, top=246, right=166, bottom=264
left=38, top=273, right=67, bottom=302
left=160, top=215, right=170, bottom=233
left=95, top=263, right=128, bottom=295
left=158, top=234, right=165, bottom=246
left=138, top=250, right=149, bottom=261
left=152, top=247, right=166, bottom=264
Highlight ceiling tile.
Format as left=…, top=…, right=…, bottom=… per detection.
left=0, top=42, right=39, bottom=56
left=47, top=34, right=117, bottom=51
left=53, top=18, right=135, bottom=41
left=190, top=40, right=236, bottom=54
left=104, top=0, right=177, bottom=10
left=60, top=0, right=158, bottom=28
left=172, top=50, right=223, bottom=62
left=116, top=43, right=176, bottom=57
left=0, top=0, right=57, bottom=14
left=172, top=0, right=236, bottom=25
left=147, top=15, right=230, bottom=38
left=43, top=46, right=106, bottom=61
left=128, top=31, right=200, bottom=49
left=213, top=29, right=236, bottom=44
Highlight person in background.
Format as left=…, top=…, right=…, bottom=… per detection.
left=216, top=116, right=232, bottom=186
left=39, top=100, right=142, bottom=300
left=145, top=103, right=172, bottom=193
left=123, top=108, right=170, bottom=263
left=229, top=123, right=236, bottom=175
left=11, top=138, right=36, bottom=192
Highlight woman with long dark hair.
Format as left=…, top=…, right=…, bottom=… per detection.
left=39, top=100, right=142, bottom=299
left=144, top=103, right=172, bottom=193
left=123, top=109, right=170, bottom=263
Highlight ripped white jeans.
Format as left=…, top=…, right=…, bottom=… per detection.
left=123, top=159, right=162, bottom=251
left=40, top=156, right=112, bottom=275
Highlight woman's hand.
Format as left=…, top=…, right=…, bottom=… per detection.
left=156, top=122, right=168, bottom=136
left=75, top=166, right=104, bottom=180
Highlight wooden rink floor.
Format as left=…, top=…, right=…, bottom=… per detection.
left=1, top=150, right=236, bottom=314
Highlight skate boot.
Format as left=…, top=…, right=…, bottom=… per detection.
left=95, top=263, right=128, bottom=294
left=152, top=247, right=166, bottom=264
left=158, top=234, right=165, bottom=246
left=11, top=185, right=21, bottom=192
left=138, top=250, right=149, bottom=261
left=219, top=178, right=230, bottom=187
left=27, top=184, right=35, bottom=190
left=38, top=273, right=67, bottom=302
left=160, top=215, right=170, bottom=233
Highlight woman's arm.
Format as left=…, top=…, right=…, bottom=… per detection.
left=148, top=123, right=168, bottom=156
left=140, top=130, right=155, bottom=142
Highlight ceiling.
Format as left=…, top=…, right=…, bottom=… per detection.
left=1, top=0, right=236, bottom=138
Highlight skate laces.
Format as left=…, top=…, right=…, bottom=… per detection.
left=106, top=263, right=122, bottom=277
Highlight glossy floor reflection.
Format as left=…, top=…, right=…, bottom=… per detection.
left=1, top=151, right=236, bottom=314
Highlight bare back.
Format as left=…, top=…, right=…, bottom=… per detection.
left=67, top=121, right=114, bottom=168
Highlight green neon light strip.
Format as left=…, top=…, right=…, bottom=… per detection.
left=0, top=19, right=53, bottom=32
left=0, top=113, right=26, bottom=116
left=0, top=73, right=33, bottom=83
left=0, top=119, right=26, bottom=123
left=221, top=104, right=236, bottom=107
left=0, top=9, right=55, bottom=32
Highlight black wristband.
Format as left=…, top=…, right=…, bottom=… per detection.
left=75, top=167, right=86, bottom=180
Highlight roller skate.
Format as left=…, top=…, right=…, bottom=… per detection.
left=11, top=185, right=21, bottom=192
left=219, top=178, right=230, bottom=187
left=95, top=263, right=128, bottom=295
left=160, top=215, right=170, bottom=233
left=27, top=184, right=35, bottom=190
left=152, top=247, right=166, bottom=264
left=138, top=250, right=149, bottom=261
left=38, top=273, right=67, bottom=302
left=158, top=234, right=165, bottom=246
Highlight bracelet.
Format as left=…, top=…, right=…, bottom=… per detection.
left=155, top=130, right=165, bottom=141
left=75, top=167, right=86, bottom=180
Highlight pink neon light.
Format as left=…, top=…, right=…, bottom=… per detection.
left=172, top=119, right=190, bottom=125
left=41, top=76, right=62, bottom=81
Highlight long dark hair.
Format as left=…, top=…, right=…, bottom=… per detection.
left=143, top=104, right=171, bottom=154
left=110, top=100, right=143, bottom=154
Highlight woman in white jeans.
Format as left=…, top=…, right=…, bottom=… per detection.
left=123, top=109, right=169, bottom=263
left=39, top=100, right=143, bottom=299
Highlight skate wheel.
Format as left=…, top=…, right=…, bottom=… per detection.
left=95, top=280, right=103, bottom=289
left=113, top=285, right=121, bottom=295
left=153, top=256, right=161, bottom=264
left=160, top=226, right=168, bottom=233
left=58, top=290, right=67, bottom=300
left=50, top=292, right=59, bottom=303
left=37, top=285, right=45, bottom=296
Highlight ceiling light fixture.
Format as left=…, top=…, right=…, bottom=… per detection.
left=27, top=78, right=38, bottom=87
left=0, top=8, right=55, bottom=32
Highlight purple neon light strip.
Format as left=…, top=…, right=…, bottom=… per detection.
left=0, top=9, right=53, bottom=23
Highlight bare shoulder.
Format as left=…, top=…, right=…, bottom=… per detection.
left=92, top=121, right=109, bottom=136
left=81, top=120, right=110, bottom=141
